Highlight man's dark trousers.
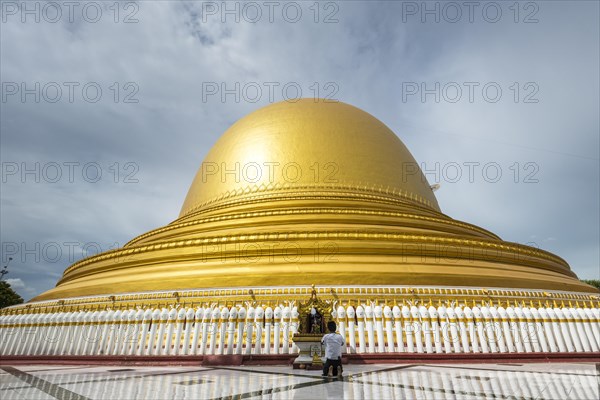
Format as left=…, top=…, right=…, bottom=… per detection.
left=322, top=357, right=341, bottom=376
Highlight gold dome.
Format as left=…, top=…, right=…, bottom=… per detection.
left=180, top=99, right=440, bottom=217
left=30, top=99, right=596, bottom=304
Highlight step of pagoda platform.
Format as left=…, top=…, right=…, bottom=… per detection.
left=1, top=352, right=598, bottom=366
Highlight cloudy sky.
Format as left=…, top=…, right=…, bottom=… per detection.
left=1, top=0, right=598, bottom=301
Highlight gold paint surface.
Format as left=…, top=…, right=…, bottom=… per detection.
left=180, top=99, right=440, bottom=216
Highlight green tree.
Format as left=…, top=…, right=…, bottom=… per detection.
left=581, top=279, right=600, bottom=290
left=0, top=280, right=24, bottom=309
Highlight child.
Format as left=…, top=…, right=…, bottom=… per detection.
left=321, top=321, right=345, bottom=377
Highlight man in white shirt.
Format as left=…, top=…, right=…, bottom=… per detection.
left=321, top=321, right=345, bottom=377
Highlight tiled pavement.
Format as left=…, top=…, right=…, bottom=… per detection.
left=1, top=363, right=598, bottom=399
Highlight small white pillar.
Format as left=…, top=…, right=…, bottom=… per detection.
left=410, top=306, right=423, bottom=354
left=190, top=307, right=204, bottom=356
left=437, top=306, right=451, bottom=353
left=147, top=308, right=161, bottom=356
left=455, top=306, right=471, bottom=353
left=374, top=305, right=386, bottom=353
left=254, top=307, right=264, bottom=355
left=272, top=306, right=281, bottom=355
left=447, top=306, right=461, bottom=353
left=264, top=307, right=273, bottom=355
left=245, top=307, right=255, bottom=355
left=464, top=307, right=479, bottom=353
left=402, top=306, right=414, bottom=353
left=383, top=306, right=395, bottom=353
left=346, top=306, right=357, bottom=353
left=236, top=307, right=246, bottom=355
left=174, top=308, right=187, bottom=355
left=226, top=307, right=237, bottom=355
left=392, top=306, right=403, bottom=353
left=356, top=305, right=367, bottom=353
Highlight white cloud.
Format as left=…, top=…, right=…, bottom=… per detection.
left=5, top=278, right=37, bottom=299
left=5, top=278, right=25, bottom=290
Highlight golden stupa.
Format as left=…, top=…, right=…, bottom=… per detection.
left=30, top=99, right=593, bottom=303
left=2, top=100, right=598, bottom=361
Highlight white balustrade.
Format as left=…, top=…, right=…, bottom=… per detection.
left=1, top=301, right=598, bottom=357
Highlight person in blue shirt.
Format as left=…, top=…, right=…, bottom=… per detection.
left=321, top=321, right=345, bottom=377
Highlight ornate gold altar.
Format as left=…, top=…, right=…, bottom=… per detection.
left=291, top=285, right=332, bottom=367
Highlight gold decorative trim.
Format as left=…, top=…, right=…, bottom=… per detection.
left=125, top=207, right=499, bottom=248
left=62, top=230, right=569, bottom=281
left=179, top=182, right=437, bottom=219
left=2, top=286, right=598, bottom=315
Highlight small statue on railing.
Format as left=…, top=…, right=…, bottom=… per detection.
left=309, top=307, right=324, bottom=334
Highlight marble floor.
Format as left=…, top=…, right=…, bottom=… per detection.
left=0, top=363, right=598, bottom=400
